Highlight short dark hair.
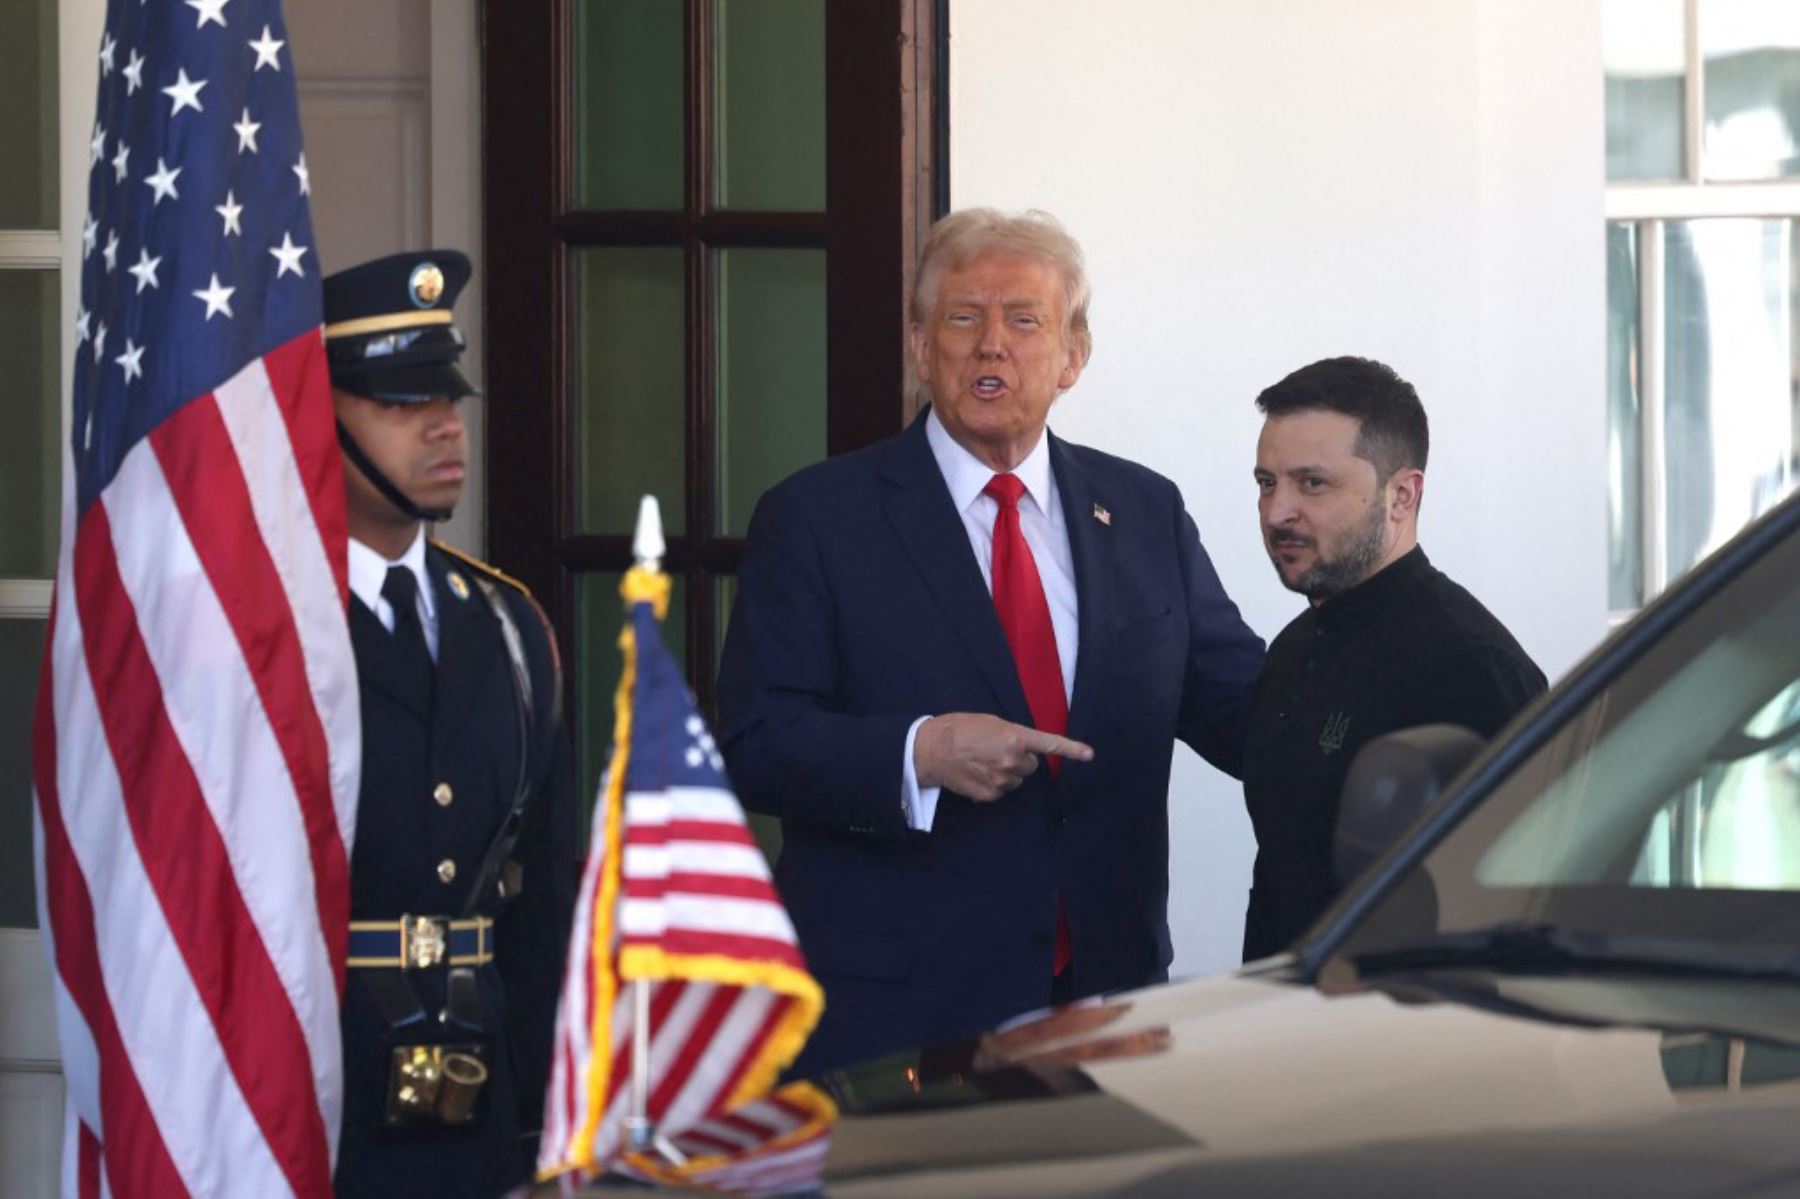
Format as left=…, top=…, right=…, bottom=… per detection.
left=1254, top=356, right=1429, bottom=481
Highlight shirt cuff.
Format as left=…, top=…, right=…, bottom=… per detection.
left=902, top=715, right=942, bottom=832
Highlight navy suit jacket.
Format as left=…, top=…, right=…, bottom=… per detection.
left=717, top=412, right=1264, bottom=1073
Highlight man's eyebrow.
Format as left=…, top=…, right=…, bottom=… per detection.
left=941, top=293, right=1051, bottom=308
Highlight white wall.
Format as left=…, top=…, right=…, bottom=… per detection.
left=951, top=0, right=1608, bottom=974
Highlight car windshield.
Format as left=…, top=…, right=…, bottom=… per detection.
left=1342, top=510, right=1800, bottom=963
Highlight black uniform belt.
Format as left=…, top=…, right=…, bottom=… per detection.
left=347, top=915, right=493, bottom=969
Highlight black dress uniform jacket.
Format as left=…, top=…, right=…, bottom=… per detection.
left=335, top=542, right=575, bottom=1199
left=1241, top=546, right=1545, bottom=961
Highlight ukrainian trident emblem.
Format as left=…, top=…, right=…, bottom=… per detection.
left=1319, top=711, right=1351, bottom=755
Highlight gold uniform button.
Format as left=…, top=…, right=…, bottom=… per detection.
left=433, top=782, right=454, bottom=807
left=437, top=859, right=457, bottom=884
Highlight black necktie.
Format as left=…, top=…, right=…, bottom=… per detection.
left=381, top=565, right=435, bottom=702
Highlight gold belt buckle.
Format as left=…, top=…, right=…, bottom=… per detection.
left=400, top=914, right=450, bottom=970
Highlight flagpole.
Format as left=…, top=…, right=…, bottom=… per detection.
left=622, top=496, right=685, bottom=1164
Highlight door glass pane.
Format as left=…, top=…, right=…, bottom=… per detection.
left=1700, top=0, right=1800, bottom=180
left=575, top=571, right=687, bottom=822
left=1662, top=218, right=1799, bottom=580
left=715, top=0, right=825, bottom=211
left=0, top=270, right=61, bottom=578
left=1607, top=224, right=1644, bottom=610
left=0, top=0, right=56, bottom=227
left=715, top=573, right=736, bottom=675
left=575, top=248, right=686, bottom=535
left=1, top=619, right=47, bottom=928
left=714, top=572, right=781, bottom=862
left=575, top=0, right=684, bottom=209
left=717, top=249, right=825, bottom=535
left=1605, top=0, right=1687, bottom=180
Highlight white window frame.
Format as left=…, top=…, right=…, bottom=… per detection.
left=2, top=10, right=102, bottom=1194
left=1606, top=0, right=1800, bottom=608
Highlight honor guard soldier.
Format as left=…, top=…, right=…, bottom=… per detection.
left=325, top=250, right=575, bottom=1197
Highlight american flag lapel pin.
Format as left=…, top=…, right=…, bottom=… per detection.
left=1093, top=502, right=1112, bottom=526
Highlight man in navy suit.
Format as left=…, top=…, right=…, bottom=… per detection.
left=717, top=209, right=1265, bottom=1073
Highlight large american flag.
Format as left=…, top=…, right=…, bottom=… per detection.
left=31, top=1, right=359, bottom=1196
left=538, top=567, right=831, bottom=1192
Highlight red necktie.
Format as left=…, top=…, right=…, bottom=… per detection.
left=983, top=474, right=1073, bottom=977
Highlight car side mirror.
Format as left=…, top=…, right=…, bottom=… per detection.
left=1334, top=724, right=1486, bottom=887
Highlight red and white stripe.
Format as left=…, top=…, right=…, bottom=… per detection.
left=617, top=1088, right=835, bottom=1196
left=618, top=788, right=812, bottom=964
left=33, top=333, right=359, bottom=1198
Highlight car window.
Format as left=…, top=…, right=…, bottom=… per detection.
left=1631, top=681, right=1800, bottom=891
left=1343, top=511, right=1800, bottom=954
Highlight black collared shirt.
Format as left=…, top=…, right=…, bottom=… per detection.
left=1241, top=546, right=1546, bottom=960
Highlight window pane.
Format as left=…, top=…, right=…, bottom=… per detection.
left=716, top=249, right=826, bottom=535
left=1631, top=684, right=1800, bottom=890
left=715, top=573, right=736, bottom=675
left=1, top=619, right=47, bottom=928
left=714, top=571, right=782, bottom=862
left=575, top=248, right=687, bottom=536
left=1605, top=0, right=1687, bottom=180
left=575, top=571, right=687, bottom=821
left=574, top=0, right=684, bottom=209
left=1662, top=218, right=1799, bottom=579
left=715, top=0, right=825, bottom=211
left=1607, top=224, right=1645, bottom=610
left=0, top=0, right=56, bottom=227
left=1700, top=0, right=1800, bottom=180
left=1685, top=681, right=1800, bottom=888
left=0, top=270, right=61, bottom=578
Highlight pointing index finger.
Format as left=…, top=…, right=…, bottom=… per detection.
left=1024, top=730, right=1094, bottom=762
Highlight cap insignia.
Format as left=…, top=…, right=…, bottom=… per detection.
left=409, top=262, right=446, bottom=308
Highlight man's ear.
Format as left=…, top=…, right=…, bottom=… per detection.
left=1389, top=468, right=1425, bottom=521
left=1059, top=339, right=1088, bottom=392
left=908, top=324, right=930, bottom=382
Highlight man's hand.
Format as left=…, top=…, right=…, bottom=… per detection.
left=913, top=713, right=1094, bottom=801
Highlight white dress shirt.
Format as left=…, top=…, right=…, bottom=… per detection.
left=902, top=409, right=1081, bottom=830
left=347, top=528, right=440, bottom=661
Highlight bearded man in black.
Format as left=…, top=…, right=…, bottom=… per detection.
left=1242, top=356, right=1546, bottom=960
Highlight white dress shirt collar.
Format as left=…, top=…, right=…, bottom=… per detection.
left=347, top=527, right=435, bottom=636
left=924, top=406, right=1057, bottom=518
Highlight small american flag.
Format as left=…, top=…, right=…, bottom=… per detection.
left=537, top=567, right=831, bottom=1192
left=32, top=1, right=359, bottom=1196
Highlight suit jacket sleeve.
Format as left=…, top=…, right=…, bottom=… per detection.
left=716, top=482, right=915, bottom=840
left=1172, top=505, right=1265, bottom=779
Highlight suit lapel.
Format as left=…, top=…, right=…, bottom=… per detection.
left=426, top=546, right=500, bottom=764
left=349, top=594, right=433, bottom=720
left=880, top=414, right=1034, bottom=726
left=1050, top=433, right=1116, bottom=746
